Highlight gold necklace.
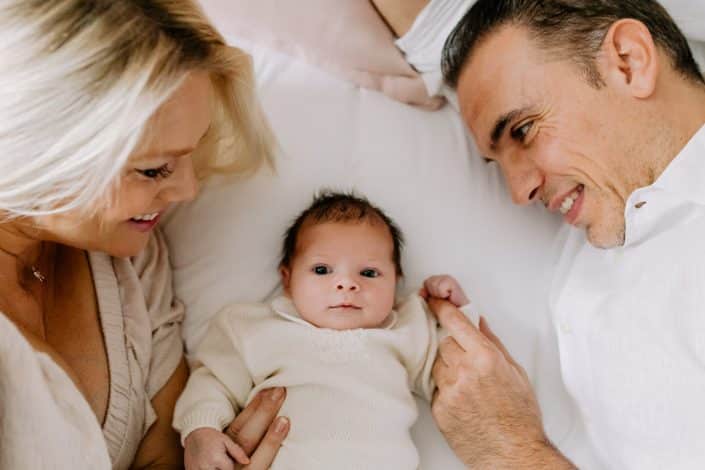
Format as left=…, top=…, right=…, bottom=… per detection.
left=0, top=244, right=46, bottom=283
left=31, top=265, right=46, bottom=283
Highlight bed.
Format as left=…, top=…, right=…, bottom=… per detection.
left=162, top=1, right=705, bottom=468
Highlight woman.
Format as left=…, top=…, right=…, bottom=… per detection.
left=0, top=1, right=287, bottom=468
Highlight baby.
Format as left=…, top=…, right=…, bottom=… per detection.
left=173, top=191, right=469, bottom=469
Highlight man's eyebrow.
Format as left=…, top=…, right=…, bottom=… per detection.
left=489, top=107, right=531, bottom=151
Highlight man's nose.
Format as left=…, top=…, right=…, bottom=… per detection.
left=502, top=160, right=542, bottom=206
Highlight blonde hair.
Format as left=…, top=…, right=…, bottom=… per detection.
left=0, top=0, right=274, bottom=218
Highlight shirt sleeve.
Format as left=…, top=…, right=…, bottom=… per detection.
left=397, top=295, right=440, bottom=401
left=404, top=296, right=479, bottom=401
left=130, top=229, right=186, bottom=400
left=172, top=306, right=254, bottom=444
left=395, top=0, right=476, bottom=103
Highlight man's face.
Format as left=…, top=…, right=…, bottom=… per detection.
left=457, top=26, right=652, bottom=248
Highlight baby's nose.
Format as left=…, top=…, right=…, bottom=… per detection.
left=336, top=279, right=359, bottom=291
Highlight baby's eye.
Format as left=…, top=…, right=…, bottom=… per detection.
left=313, top=265, right=330, bottom=275
left=360, top=269, right=379, bottom=278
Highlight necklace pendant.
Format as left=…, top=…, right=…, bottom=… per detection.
left=31, top=266, right=46, bottom=283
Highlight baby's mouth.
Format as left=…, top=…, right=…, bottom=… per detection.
left=330, top=303, right=361, bottom=310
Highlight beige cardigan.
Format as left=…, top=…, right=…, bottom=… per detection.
left=0, top=230, right=184, bottom=469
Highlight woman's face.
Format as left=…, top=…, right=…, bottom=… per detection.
left=37, top=72, right=213, bottom=257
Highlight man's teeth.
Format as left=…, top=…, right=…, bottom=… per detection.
left=559, top=191, right=580, bottom=215
left=132, top=212, right=159, bottom=222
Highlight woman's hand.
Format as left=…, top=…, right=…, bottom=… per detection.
left=224, top=387, right=290, bottom=469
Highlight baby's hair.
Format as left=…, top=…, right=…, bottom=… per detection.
left=280, top=190, right=405, bottom=276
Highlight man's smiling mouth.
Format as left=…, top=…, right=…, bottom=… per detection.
left=547, top=184, right=584, bottom=214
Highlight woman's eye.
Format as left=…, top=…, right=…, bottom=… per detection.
left=313, top=265, right=330, bottom=275
left=511, top=121, right=534, bottom=143
left=138, top=164, right=174, bottom=179
left=360, top=269, right=379, bottom=278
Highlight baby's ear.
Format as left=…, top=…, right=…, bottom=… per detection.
left=279, top=265, right=291, bottom=290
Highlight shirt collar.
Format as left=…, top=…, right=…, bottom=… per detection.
left=270, top=296, right=398, bottom=330
left=649, top=123, right=705, bottom=206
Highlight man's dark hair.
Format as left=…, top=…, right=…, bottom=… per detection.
left=442, top=0, right=705, bottom=89
left=279, top=190, right=405, bottom=276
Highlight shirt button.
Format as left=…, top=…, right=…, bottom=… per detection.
left=560, top=323, right=572, bottom=334
left=635, top=201, right=647, bottom=209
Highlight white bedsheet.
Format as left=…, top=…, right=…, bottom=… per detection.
left=163, top=39, right=605, bottom=467
left=165, top=1, right=705, bottom=466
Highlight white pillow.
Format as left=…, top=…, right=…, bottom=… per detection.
left=161, top=39, right=600, bottom=467
left=662, top=0, right=705, bottom=42
left=196, top=0, right=443, bottom=109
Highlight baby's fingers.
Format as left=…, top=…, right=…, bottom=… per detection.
left=448, top=286, right=470, bottom=307
left=225, top=439, right=250, bottom=465
left=434, top=276, right=469, bottom=307
left=424, top=275, right=449, bottom=298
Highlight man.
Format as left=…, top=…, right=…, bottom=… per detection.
left=424, top=0, right=705, bottom=468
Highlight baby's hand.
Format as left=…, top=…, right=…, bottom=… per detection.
left=420, top=275, right=469, bottom=307
left=184, top=427, right=250, bottom=470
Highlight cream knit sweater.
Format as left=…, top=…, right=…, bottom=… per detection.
left=174, top=294, right=438, bottom=469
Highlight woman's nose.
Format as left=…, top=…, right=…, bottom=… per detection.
left=162, top=160, right=200, bottom=203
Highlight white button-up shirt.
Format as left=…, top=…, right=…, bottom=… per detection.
left=550, top=124, right=705, bottom=469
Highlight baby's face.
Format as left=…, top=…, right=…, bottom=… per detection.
left=281, top=221, right=397, bottom=330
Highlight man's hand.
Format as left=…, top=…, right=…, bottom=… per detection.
left=224, top=387, right=290, bottom=469
left=428, top=299, right=575, bottom=468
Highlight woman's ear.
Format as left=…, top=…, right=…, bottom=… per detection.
left=279, top=265, right=291, bottom=291
left=600, top=18, right=659, bottom=98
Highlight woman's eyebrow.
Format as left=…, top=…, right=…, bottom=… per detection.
left=135, top=147, right=195, bottom=161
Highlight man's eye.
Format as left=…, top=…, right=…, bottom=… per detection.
left=138, top=164, right=174, bottom=179
left=511, top=121, right=534, bottom=142
left=313, top=265, right=330, bottom=275
left=360, top=269, right=379, bottom=278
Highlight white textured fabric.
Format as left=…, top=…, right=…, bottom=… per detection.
left=0, top=231, right=185, bottom=470
left=550, top=125, right=705, bottom=469
left=174, top=294, right=438, bottom=470
left=0, top=314, right=112, bottom=470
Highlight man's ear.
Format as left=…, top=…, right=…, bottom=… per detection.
left=279, top=265, right=291, bottom=291
left=600, top=18, right=659, bottom=98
